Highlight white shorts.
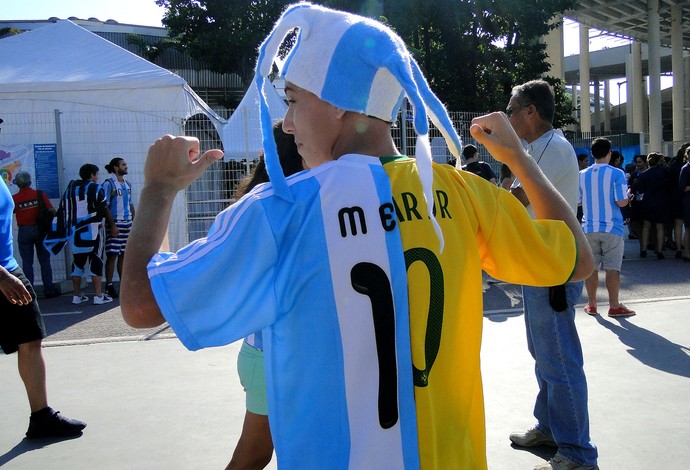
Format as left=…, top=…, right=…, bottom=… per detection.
left=586, top=231, right=624, bottom=271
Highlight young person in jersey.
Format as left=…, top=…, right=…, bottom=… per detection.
left=11, top=171, right=59, bottom=298
left=227, top=121, right=306, bottom=470
left=459, top=144, right=497, bottom=184
left=46, top=164, right=116, bottom=305
left=507, top=80, right=599, bottom=470
left=120, top=3, right=593, bottom=469
left=102, top=157, right=135, bottom=298
left=580, top=138, right=634, bottom=318
left=680, top=146, right=690, bottom=261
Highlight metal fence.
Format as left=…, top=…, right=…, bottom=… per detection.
left=1, top=107, right=545, bottom=287
left=182, top=109, right=491, bottom=242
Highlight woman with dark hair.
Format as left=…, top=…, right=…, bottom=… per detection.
left=234, top=122, right=305, bottom=198
left=679, top=146, right=690, bottom=261
left=228, top=120, right=306, bottom=470
left=669, top=143, right=689, bottom=258
left=637, top=152, right=671, bottom=258
left=627, top=155, right=647, bottom=241
left=499, top=163, right=515, bottom=190
left=609, top=150, right=624, bottom=170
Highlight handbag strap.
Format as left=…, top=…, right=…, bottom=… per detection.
left=37, top=190, right=45, bottom=210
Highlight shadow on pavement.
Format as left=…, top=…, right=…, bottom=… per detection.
left=0, top=434, right=84, bottom=467
left=39, top=294, right=118, bottom=337
left=508, top=443, right=558, bottom=461
left=595, top=315, right=690, bottom=378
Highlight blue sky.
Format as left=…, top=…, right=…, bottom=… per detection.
left=3, top=1, right=643, bottom=103
left=2, top=0, right=623, bottom=56
left=0, top=0, right=626, bottom=56
left=1, top=0, right=166, bottom=27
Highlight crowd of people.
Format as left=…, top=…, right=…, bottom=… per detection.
left=42, top=159, right=135, bottom=304
left=623, top=144, right=690, bottom=261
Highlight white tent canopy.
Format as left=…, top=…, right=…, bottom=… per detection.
left=0, top=20, right=226, bottom=254
left=0, top=20, right=221, bottom=121
left=221, top=80, right=288, bottom=161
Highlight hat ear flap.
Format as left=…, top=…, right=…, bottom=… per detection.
left=409, top=59, right=462, bottom=157
left=385, top=57, right=445, bottom=251
left=254, top=4, right=313, bottom=202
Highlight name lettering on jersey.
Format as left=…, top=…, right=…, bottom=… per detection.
left=338, top=191, right=452, bottom=239
left=379, top=203, right=397, bottom=232
left=392, top=190, right=452, bottom=223
left=338, top=206, right=367, bottom=237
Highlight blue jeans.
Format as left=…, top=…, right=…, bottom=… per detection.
left=522, top=282, right=598, bottom=466
left=17, top=225, right=56, bottom=295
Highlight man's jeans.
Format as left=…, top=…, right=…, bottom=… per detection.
left=522, top=282, right=598, bottom=466
left=18, top=225, right=56, bottom=295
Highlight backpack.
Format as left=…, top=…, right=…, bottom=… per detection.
left=36, top=190, right=57, bottom=234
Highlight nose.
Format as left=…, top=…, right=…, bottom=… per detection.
left=282, top=108, right=294, bottom=134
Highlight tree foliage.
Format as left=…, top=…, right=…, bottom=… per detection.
left=156, top=0, right=292, bottom=84
left=0, top=27, right=22, bottom=39
left=157, top=0, right=576, bottom=124
left=126, top=34, right=181, bottom=63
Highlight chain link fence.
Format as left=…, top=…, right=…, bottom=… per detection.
left=1, top=107, right=557, bottom=288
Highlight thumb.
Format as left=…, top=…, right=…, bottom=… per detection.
left=202, top=149, right=224, bottom=162
left=193, top=149, right=224, bottom=172
left=469, top=123, right=490, bottom=145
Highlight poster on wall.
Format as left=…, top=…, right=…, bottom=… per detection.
left=33, top=144, right=60, bottom=198
left=0, top=144, right=60, bottom=198
left=0, top=145, right=34, bottom=194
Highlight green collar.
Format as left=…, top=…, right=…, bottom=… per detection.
left=379, top=155, right=409, bottom=164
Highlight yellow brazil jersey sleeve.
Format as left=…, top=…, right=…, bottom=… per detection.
left=381, top=157, right=576, bottom=470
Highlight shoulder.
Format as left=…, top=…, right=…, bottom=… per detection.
left=612, top=166, right=627, bottom=178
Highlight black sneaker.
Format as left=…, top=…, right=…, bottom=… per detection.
left=26, top=407, right=86, bottom=439
left=105, top=284, right=119, bottom=298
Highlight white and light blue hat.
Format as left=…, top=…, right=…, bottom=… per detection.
left=255, top=2, right=462, bottom=248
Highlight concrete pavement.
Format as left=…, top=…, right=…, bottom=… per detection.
left=2, top=296, right=689, bottom=469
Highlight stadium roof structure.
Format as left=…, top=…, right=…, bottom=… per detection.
left=568, top=0, right=690, bottom=50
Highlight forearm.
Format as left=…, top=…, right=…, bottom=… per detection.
left=510, top=154, right=594, bottom=281
left=120, top=185, right=175, bottom=327
left=467, top=114, right=593, bottom=281
left=104, top=207, right=116, bottom=227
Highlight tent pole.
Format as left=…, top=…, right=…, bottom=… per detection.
left=54, top=109, right=70, bottom=286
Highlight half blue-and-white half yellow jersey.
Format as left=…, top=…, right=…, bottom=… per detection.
left=148, top=154, right=576, bottom=469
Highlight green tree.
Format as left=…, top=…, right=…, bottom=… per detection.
left=126, top=34, right=181, bottom=63
left=156, top=0, right=292, bottom=86
left=0, top=27, right=22, bottom=39
left=157, top=0, right=575, bottom=124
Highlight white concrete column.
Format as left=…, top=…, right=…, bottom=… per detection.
left=686, top=54, right=690, bottom=139
left=593, top=80, right=601, bottom=132
left=579, top=25, right=591, bottom=134
left=631, top=41, right=644, bottom=133
left=671, top=3, right=685, bottom=147
left=625, top=54, right=633, bottom=132
left=545, top=15, right=565, bottom=80
left=603, top=80, right=611, bottom=132
left=571, top=85, right=579, bottom=128
left=647, top=0, right=663, bottom=152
